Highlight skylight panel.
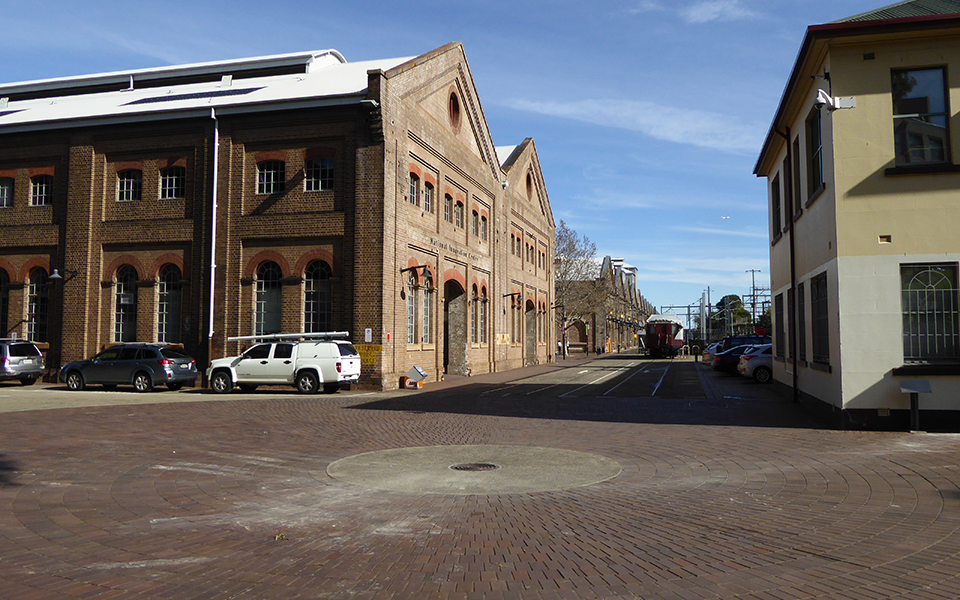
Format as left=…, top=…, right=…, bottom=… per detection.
left=123, top=87, right=263, bottom=106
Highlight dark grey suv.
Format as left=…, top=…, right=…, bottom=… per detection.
left=0, top=340, right=45, bottom=385
left=59, top=344, right=197, bottom=392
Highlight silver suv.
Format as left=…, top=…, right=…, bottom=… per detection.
left=0, top=340, right=45, bottom=385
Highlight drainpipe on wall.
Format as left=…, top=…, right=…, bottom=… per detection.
left=207, top=108, right=220, bottom=372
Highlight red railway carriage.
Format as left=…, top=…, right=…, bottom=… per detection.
left=645, top=314, right=684, bottom=358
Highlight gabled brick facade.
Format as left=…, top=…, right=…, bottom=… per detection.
left=0, top=43, right=555, bottom=389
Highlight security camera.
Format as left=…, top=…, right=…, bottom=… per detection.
left=814, top=89, right=832, bottom=109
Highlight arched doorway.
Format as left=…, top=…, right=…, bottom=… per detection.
left=443, top=280, right=468, bottom=375
left=525, top=299, right=537, bottom=365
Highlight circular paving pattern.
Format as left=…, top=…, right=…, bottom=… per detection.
left=326, top=444, right=623, bottom=494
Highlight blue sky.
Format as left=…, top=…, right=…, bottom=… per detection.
left=1, top=0, right=887, bottom=315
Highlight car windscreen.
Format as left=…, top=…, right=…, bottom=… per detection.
left=338, top=343, right=359, bottom=357
left=9, top=344, right=41, bottom=357
left=161, top=347, right=190, bottom=359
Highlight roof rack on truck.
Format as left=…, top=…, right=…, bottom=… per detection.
left=226, top=331, right=350, bottom=343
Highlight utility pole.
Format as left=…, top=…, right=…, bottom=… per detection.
left=745, top=269, right=761, bottom=324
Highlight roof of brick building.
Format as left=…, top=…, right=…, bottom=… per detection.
left=835, top=0, right=960, bottom=23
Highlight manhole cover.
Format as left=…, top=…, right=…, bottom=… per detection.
left=450, top=462, right=499, bottom=472
left=326, top=445, right=622, bottom=494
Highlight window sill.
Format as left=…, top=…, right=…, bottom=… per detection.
left=810, top=361, right=831, bottom=373
left=892, top=363, right=960, bottom=376
left=805, top=183, right=825, bottom=209
left=884, top=164, right=960, bottom=176
left=771, top=231, right=783, bottom=247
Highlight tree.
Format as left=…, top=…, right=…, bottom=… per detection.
left=711, top=295, right=751, bottom=333
left=554, top=221, right=607, bottom=354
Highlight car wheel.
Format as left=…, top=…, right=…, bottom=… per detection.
left=65, top=371, right=85, bottom=391
left=167, top=383, right=183, bottom=391
left=238, top=384, right=258, bottom=393
left=132, top=372, right=153, bottom=393
left=296, top=371, right=319, bottom=394
left=19, top=377, right=37, bottom=386
left=753, top=366, right=773, bottom=384
left=322, top=382, right=340, bottom=394
left=210, top=371, right=233, bottom=394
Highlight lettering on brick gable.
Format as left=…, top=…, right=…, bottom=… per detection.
left=428, top=238, right=479, bottom=262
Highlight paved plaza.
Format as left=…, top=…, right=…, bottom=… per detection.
left=2, top=356, right=960, bottom=599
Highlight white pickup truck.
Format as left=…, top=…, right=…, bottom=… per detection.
left=207, top=333, right=361, bottom=394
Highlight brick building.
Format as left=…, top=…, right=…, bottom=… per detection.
left=0, top=43, right=555, bottom=389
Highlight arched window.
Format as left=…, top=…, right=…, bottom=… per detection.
left=409, top=174, right=420, bottom=206
left=444, top=194, right=453, bottom=222
left=26, top=268, right=48, bottom=342
left=423, top=183, right=434, bottom=213
left=480, top=288, right=488, bottom=344
left=304, top=158, right=334, bottom=192
left=157, top=264, right=182, bottom=343
left=406, top=272, right=417, bottom=344
left=160, top=167, right=186, bottom=199
left=115, top=265, right=138, bottom=342
left=0, top=268, right=8, bottom=335
left=455, top=201, right=463, bottom=228
left=0, top=178, right=13, bottom=208
left=422, top=272, right=433, bottom=344
left=471, top=285, right=479, bottom=344
left=255, top=261, right=282, bottom=335
left=304, top=260, right=333, bottom=333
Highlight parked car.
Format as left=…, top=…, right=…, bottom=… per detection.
left=737, top=344, right=773, bottom=383
left=701, top=342, right=720, bottom=365
left=716, top=335, right=771, bottom=354
left=0, top=340, right=45, bottom=385
left=207, top=334, right=361, bottom=394
left=59, top=344, right=198, bottom=392
left=711, top=345, right=755, bottom=374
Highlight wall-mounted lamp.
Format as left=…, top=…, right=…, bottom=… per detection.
left=49, top=268, right=79, bottom=283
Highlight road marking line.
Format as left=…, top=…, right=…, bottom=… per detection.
left=603, top=363, right=651, bottom=396
left=560, top=366, right=631, bottom=397
left=651, top=363, right=671, bottom=397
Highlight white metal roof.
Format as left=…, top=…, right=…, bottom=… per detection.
left=0, top=50, right=413, bottom=133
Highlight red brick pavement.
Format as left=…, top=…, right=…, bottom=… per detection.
left=2, top=356, right=960, bottom=599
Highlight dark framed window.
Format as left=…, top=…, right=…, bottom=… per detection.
left=480, top=216, right=488, bottom=241
left=423, top=183, right=433, bottom=213
left=797, top=282, right=806, bottom=362
left=257, top=161, right=285, bottom=195
left=811, top=272, right=829, bottom=365
left=791, top=137, right=801, bottom=215
left=304, top=260, right=333, bottom=333
left=0, top=268, right=8, bottom=335
left=160, top=167, right=186, bottom=199
left=771, top=173, right=781, bottom=238
left=901, top=263, right=959, bottom=363
left=406, top=272, right=416, bottom=344
left=26, top=268, right=48, bottom=342
left=305, top=158, right=334, bottom=192
left=472, top=211, right=479, bottom=236
left=157, top=264, right=182, bottom=343
left=455, top=201, right=463, bottom=228
left=117, top=170, right=142, bottom=202
left=893, top=67, right=950, bottom=167
left=115, top=265, right=138, bottom=342
left=444, top=194, right=452, bottom=222
left=775, top=293, right=784, bottom=358
left=788, top=288, right=795, bottom=359
left=255, top=261, right=282, bottom=335
left=30, top=175, right=53, bottom=206
left=0, top=178, right=12, bottom=208
left=806, top=108, right=823, bottom=198
left=408, top=174, right=419, bottom=206
left=422, top=273, right=433, bottom=344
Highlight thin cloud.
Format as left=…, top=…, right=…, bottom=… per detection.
left=681, top=0, right=758, bottom=24
left=672, top=225, right=768, bottom=239
left=628, top=1, right=667, bottom=14
left=507, top=98, right=763, bottom=154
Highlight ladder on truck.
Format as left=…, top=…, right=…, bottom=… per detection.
left=226, top=331, right=350, bottom=343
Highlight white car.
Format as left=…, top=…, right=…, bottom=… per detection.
left=207, top=333, right=361, bottom=394
left=737, top=344, right=773, bottom=383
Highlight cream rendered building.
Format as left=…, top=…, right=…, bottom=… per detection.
left=755, top=0, right=960, bottom=430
